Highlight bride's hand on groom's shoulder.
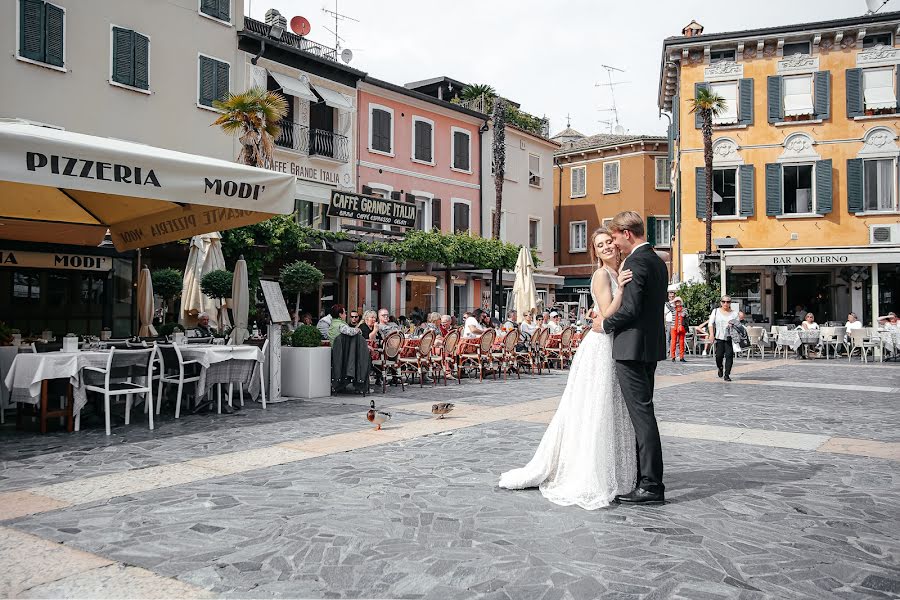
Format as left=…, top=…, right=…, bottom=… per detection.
left=617, top=269, right=633, bottom=287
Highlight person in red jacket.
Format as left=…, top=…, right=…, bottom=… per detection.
left=670, top=296, right=688, bottom=362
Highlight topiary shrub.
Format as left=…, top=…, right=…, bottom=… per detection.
left=280, top=260, right=324, bottom=315
left=151, top=268, right=183, bottom=322
left=200, top=269, right=233, bottom=329
left=288, top=324, right=322, bottom=347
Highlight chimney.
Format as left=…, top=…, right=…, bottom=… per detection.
left=682, top=20, right=704, bottom=37
left=265, top=8, right=287, bottom=30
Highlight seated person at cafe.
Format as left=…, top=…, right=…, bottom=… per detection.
left=359, top=310, right=379, bottom=342
left=845, top=312, right=863, bottom=331
left=301, top=312, right=314, bottom=326
left=464, top=309, right=486, bottom=338
left=194, top=312, right=215, bottom=337
left=439, top=314, right=452, bottom=337
left=327, top=304, right=361, bottom=342
left=503, top=310, right=518, bottom=330
left=520, top=311, right=539, bottom=339
left=540, top=311, right=551, bottom=328
left=423, top=312, right=442, bottom=336
left=800, top=312, right=819, bottom=330
left=375, top=309, right=400, bottom=341
left=886, top=312, right=899, bottom=330
left=316, top=311, right=332, bottom=339
left=547, top=312, right=564, bottom=334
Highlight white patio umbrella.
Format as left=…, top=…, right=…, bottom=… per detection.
left=137, top=267, right=157, bottom=337
left=179, top=231, right=231, bottom=330
left=229, top=255, right=250, bottom=345
left=511, top=246, right=539, bottom=323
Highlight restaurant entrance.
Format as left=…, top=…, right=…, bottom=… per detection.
left=778, top=272, right=834, bottom=325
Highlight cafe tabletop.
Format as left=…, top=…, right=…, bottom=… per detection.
left=177, top=344, right=263, bottom=368
left=4, top=350, right=113, bottom=412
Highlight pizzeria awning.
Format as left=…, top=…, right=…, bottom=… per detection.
left=269, top=71, right=318, bottom=102
left=312, top=84, right=353, bottom=110
left=0, top=119, right=295, bottom=251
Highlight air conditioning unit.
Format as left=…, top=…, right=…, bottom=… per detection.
left=869, top=223, right=900, bottom=245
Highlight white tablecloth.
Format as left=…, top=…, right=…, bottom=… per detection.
left=3, top=351, right=111, bottom=414
left=0, top=346, right=19, bottom=410
left=178, top=345, right=263, bottom=399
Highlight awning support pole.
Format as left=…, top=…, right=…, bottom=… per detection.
left=871, top=263, right=880, bottom=326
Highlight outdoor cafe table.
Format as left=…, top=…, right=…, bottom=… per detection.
left=779, top=329, right=821, bottom=357
left=177, top=344, right=263, bottom=399
left=3, top=350, right=113, bottom=416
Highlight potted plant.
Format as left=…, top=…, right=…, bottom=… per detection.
left=200, top=269, right=233, bottom=332
left=151, top=268, right=183, bottom=323
left=279, top=260, right=324, bottom=316
left=281, top=324, right=331, bottom=399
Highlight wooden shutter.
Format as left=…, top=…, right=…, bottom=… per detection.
left=44, top=2, right=64, bottom=67
left=198, top=56, right=215, bottom=106
left=694, top=83, right=709, bottom=129
left=738, top=78, right=753, bottom=126
left=454, top=203, right=469, bottom=233
left=815, top=159, right=833, bottom=215
left=372, top=109, right=390, bottom=152
left=672, top=93, right=680, bottom=135
left=767, top=76, right=783, bottom=123
left=739, top=164, right=755, bottom=217
left=19, top=0, right=44, bottom=61
left=361, top=185, right=374, bottom=195
left=216, top=0, right=230, bottom=21
left=390, top=191, right=401, bottom=202
left=112, top=27, right=134, bottom=86
left=414, top=121, right=431, bottom=162
left=814, top=71, right=830, bottom=120
left=695, top=167, right=707, bottom=220
left=133, top=32, right=149, bottom=90
left=215, top=59, right=229, bottom=103
left=454, top=131, right=469, bottom=170
left=765, top=163, right=783, bottom=216
left=646, top=216, right=657, bottom=246
left=846, top=158, right=864, bottom=213
left=431, top=198, right=441, bottom=231
left=846, top=68, right=863, bottom=118
left=200, top=0, right=216, bottom=17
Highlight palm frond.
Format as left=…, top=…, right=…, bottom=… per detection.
left=689, top=86, right=728, bottom=117
left=210, top=87, right=288, bottom=166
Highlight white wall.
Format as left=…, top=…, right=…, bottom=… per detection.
left=1, top=0, right=244, bottom=161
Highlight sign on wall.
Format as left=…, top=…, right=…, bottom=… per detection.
left=0, top=249, right=113, bottom=271
left=327, top=190, right=417, bottom=228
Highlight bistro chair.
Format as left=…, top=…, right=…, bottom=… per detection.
left=399, top=330, right=435, bottom=387
left=529, top=327, right=550, bottom=374
left=819, top=326, right=845, bottom=359
left=187, top=337, right=213, bottom=344
left=691, top=326, right=714, bottom=356
left=82, top=347, right=156, bottom=435
left=545, top=326, right=572, bottom=370
left=458, top=329, right=496, bottom=382
left=377, top=331, right=405, bottom=393
left=491, top=329, right=520, bottom=380
left=848, top=328, right=880, bottom=363
left=743, top=326, right=766, bottom=359
left=156, top=343, right=202, bottom=419
left=431, top=328, right=460, bottom=385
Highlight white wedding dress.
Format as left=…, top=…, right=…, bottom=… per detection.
left=499, top=267, right=637, bottom=510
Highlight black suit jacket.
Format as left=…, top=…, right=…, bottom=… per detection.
left=602, top=243, right=667, bottom=362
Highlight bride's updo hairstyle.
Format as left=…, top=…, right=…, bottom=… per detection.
left=588, top=226, right=617, bottom=268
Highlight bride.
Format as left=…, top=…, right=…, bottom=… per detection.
left=499, top=227, right=637, bottom=509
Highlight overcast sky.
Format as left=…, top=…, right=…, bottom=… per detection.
left=247, top=0, right=897, bottom=138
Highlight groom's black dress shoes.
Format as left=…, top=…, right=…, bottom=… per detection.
left=616, top=488, right=665, bottom=504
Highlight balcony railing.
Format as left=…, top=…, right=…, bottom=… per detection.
left=458, top=94, right=551, bottom=138
left=244, top=18, right=338, bottom=63
left=275, top=120, right=349, bottom=163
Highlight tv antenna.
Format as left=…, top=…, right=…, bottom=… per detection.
left=595, top=64, right=629, bottom=132
left=597, top=119, right=614, bottom=134
left=322, top=1, right=359, bottom=52
left=865, top=0, right=892, bottom=13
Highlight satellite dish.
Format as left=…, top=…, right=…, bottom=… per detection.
left=341, top=48, right=354, bottom=64
left=865, top=0, right=885, bottom=13
left=613, top=124, right=625, bottom=135
left=290, top=16, right=311, bottom=36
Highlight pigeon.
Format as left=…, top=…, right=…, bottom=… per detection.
left=367, top=409, right=391, bottom=430
left=431, top=403, right=455, bottom=419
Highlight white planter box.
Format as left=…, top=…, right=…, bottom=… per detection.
left=281, top=346, right=332, bottom=399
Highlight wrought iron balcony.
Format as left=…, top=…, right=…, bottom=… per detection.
left=275, top=120, right=349, bottom=163
left=275, top=120, right=309, bottom=154
left=244, top=18, right=338, bottom=63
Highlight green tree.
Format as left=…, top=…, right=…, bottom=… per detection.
left=212, top=87, right=288, bottom=168
left=151, top=268, right=182, bottom=322
left=689, top=87, right=727, bottom=278
left=460, top=83, right=496, bottom=101
left=280, top=260, right=324, bottom=315
left=677, top=281, right=721, bottom=326
left=200, top=269, right=233, bottom=330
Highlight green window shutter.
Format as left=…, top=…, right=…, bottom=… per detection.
left=19, top=0, right=44, bottom=61
left=133, top=32, right=149, bottom=90
left=390, top=191, right=401, bottom=201
left=695, top=166, right=707, bottom=220
left=44, top=2, right=64, bottom=67
left=647, top=216, right=657, bottom=246
left=200, top=0, right=216, bottom=16
left=738, top=78, right=754, bottom=126
left=739, top=164, right=755, bottom=217
left=198, top=56, right=215, bottom=106
left=694, top=83, right=708, bottom=129
left=767, top=76, right=783, bottom=123
left=112, top=27, right=134, bottom=86
left=454, top=131, right=469, bottom=170
left=431, top=197, right=441, bottom=231
left=846, top=158, right=864, bottom=214
left=215, top=59, right=229, bottom=103
left=815, top=159, right=833, bottom=215
left=666, top=123, right=674, bottom=162
left=672, top=94, right=680, bottom=136
left=765, top=163, right=783, bottom=216
left=216, top=0, right=230, bottom=21
left=846, top=68, right=863, bottom=118
left=814, top=71, right=830, bottom=120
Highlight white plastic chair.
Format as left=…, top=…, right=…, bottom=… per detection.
left=743, top=327, right=766, bottom=359
left=848, top=328, right=879, bottom=363
left=156, top=344, right=202, bottom=419
left=81, top=347, right=156, bottom=435
left=820, top=327, right=846, bottom=359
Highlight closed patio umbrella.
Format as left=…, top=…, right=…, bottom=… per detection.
left=229, top=255, right=250, bottom=344
left=512, top=246, right=538, bottom=323
left=137, top=267, right=157, bottom=337
left=180, top=231, right=231, bottom=331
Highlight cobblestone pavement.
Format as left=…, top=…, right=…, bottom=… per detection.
left=1, top=356, right=898, bottom=599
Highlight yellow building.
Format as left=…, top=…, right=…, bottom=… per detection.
left=660, top=12, right=900, bottom=326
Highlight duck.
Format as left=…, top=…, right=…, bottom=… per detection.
left=431, top=403, right=455, bottom=419
left=366, top=409, right=391, bottom=430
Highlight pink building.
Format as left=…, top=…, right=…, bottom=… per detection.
left=353, top=77, right=487, bottom=316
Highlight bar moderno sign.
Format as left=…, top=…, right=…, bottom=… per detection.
left=327, top=190, right=417, bottom=228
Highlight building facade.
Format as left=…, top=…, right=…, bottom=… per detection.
left=660, top=12, right=900, bottom=325
left=552, top=134, right=672, bottom=306
left=1, top=0, right=245, bottom=336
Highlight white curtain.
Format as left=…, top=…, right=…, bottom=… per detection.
left=864, top=68, right=895, bottom=110
left=783, top=76, right=814, bottom=116
left=711, top=81, right=738, bottom=124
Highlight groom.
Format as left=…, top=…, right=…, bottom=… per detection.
left=593, top=211, right=667, bottom=504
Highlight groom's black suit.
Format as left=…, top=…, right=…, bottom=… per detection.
left=602, top=242, right=667, bottom=493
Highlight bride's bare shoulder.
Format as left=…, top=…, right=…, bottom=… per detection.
left=591, top=267, right=611, bottom=289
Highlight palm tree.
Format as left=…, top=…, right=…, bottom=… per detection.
left=460, top=83, right=496, bottom=101
left=212, top=88, right=288, bottom=168
left=689, top=87, right=726, bottom=277
left=490, top=97, right=507, bottom=318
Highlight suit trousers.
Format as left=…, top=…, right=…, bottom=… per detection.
left=615, top=360, right=664, bottom=493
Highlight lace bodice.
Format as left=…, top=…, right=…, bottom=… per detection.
left=590, top=267, right=618, bottom=314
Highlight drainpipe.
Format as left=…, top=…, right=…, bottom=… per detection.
left=479, top=118, right=491, bottom=314
left=659, top=109, right=675, bottom=283
left=556, top=159, right=563, bottom=269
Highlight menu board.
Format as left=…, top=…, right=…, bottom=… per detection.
left=259, top=279, right=291, bottom=323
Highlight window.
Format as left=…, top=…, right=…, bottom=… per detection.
left=602, top=217, right=613, bottom=227
left=864, top=158, right=896, bottom=211
left=18, top=0, right=65, bottom=68
left=864, top=33, right=893, bottom=48
left=653, top=217, right=672, bottom=248
left=571, top=166, right=586, bottom=197
left=452, top=200, right=470, bottom=233
left=411, top=194, right=434, bottom=231
left=111, top=27, right=150, bottom=91
left=712, top=168, right=738, bottom=217
left=569, top=221, right=587, bottom=252
left=863, top=67, right=896, bottom=111
left=783, top=41, right=811, bottom=56
left=296, top=200, right=331, bottom=230
left=528, top=154, right=542, bottom=187
left=452, top=128, right=471, bottom=172
left=655, top=157, right=671, bottom=190
left=529, top=218, right=541, bottom=249
left=603, top=161, right=620, bottom=194
left=710, top=81, right=738, bottom=125
left=369, top=105, right=393, bottom=154
left=783, top=164, right=814, bottom=214
left=412, top=118, right=433, bottom=164
left=198, top=55, right=229, bottom=107
left=710, top=48, right=736, bottom=63
left=782, top=74, right=813, bottom=118
left=12, top=271, right=40, bottom=304
left=199, top=0, right=230, bottom=22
